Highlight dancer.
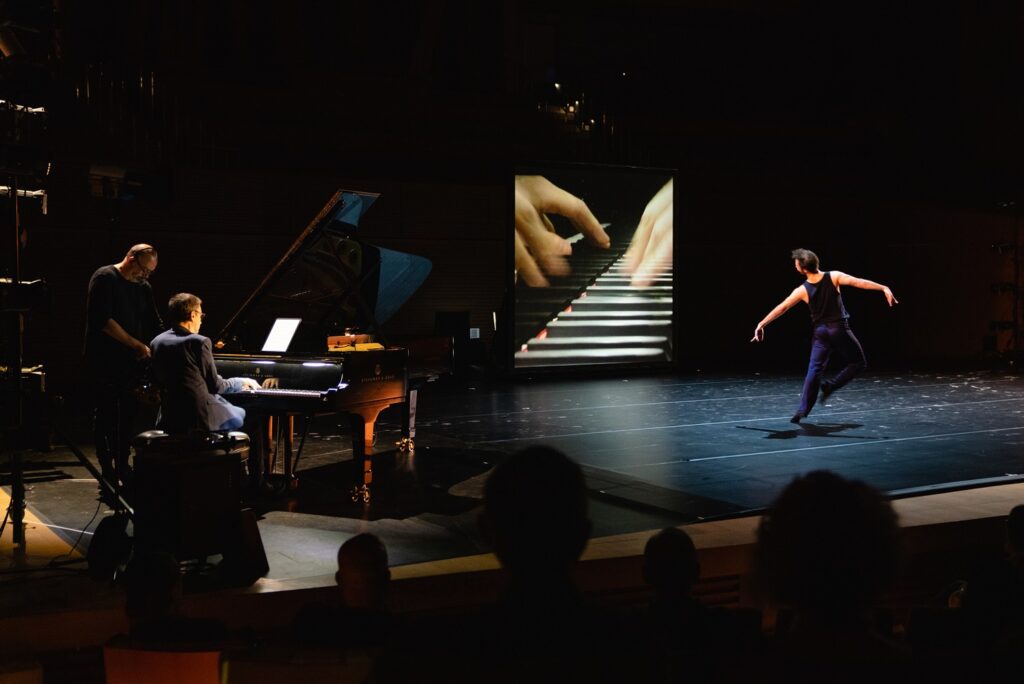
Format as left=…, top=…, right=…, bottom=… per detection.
left=751, top=248, right=897, bottom=423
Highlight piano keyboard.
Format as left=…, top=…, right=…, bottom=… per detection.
left=242, top=388, right=325, bottom=399
left=515, top=245, right=673, bottom=368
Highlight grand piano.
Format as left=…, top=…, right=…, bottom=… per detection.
left=213, top=189, right=431, bottom=502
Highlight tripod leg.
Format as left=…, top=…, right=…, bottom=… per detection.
left=9, top=452, right=25, bottom=549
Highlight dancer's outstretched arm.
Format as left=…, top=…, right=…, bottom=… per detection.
left=751, top=286, right=807, bottom=342
left=832, top=272, right=898, bottom=306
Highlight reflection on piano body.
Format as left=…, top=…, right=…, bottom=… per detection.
left=514, top=226, right=673, bottom=368
left=213, top=189, right=430, bottom=500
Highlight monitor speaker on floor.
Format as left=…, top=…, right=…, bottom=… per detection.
left=218, top=508, right=269, bottom=586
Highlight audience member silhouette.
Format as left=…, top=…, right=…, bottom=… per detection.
left=472, top=445, right=621, bottom=682
left=636, top=527, right=714, bottom=681
left=644, top=527, right=700, bottom=604
left=481, top=446, right=591, bottom=587
left=120, top=552, right=229, bottom=650
left=747, top=470, right=906, bottom=681
left=961, top=504, right=1024, bottom=651
left=636, top=527, right=762, bottom=683
left=379, top=446, right=624, bottom=683
left=291, top=532, right=394, bottom=650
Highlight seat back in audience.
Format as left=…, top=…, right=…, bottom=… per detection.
left=221, top=652, right=373, bottom=684
left=103, top=647, right=220, bottom=684
left=0, top=657, right=43, bottom=684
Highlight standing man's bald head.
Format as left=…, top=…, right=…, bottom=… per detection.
left=118, top=244, right=158, bottom=284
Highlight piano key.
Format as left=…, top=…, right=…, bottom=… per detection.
left=515, top=347, right=668, bottom=366
left=552, top=310, right=673, bottom=320
left=569, top=296, right=673, bottom=313
left=543, top=318, right=672, bottom=337
left=522, top=335, right=669, bottom=351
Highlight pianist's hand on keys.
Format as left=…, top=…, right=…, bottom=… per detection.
left=625, top=179, right=673, bottom=287
left=514, top=175, right=610, bottom=287
left=223, top=377, right=262, bottom=392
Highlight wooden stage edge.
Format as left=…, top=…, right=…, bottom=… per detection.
left=2, top=482, right=1023, bottom=656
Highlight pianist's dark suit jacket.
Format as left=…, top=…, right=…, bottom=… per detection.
left=150, top=326, right=245, bottom=433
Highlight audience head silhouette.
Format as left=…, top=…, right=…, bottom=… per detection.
left=336, top=533, right=390, bottom=611
left=1006, top=504, right=1024, bottom=559
left=644, top=527, right=700, bottom=600
left=756, top=470, right=899, bottom=623
left=481, top=446, right=591, bottom=580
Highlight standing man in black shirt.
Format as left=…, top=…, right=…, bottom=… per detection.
left=751, top=248, right=898, bottom=423
left=84, top=244, right=163, bottom=485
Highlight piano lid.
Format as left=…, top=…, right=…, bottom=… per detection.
left=215, top=189, right=431, bottom=354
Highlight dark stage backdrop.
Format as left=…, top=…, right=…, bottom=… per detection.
left=6, top=0, right=1022, bottom=399
left=19, top=169, right=1018, bottom=400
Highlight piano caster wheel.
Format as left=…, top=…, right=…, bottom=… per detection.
left=350, top=484, right=371, bottom=504
left=396, top=437, right=414, bottom=452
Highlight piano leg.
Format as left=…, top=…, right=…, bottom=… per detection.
left=259, top=414, right=300, bottom=488
left=397, top=388, right=417, bottom=452
left=265, top=416, right=277, bottom=473
left=287, top=415, right=313, bottom=489
left=348, top=405, right=387, bottom=504
left=282, top=415, right=295, bottom=483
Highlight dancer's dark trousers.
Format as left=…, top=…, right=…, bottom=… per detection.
left=797, top=321, right=867, bottom=418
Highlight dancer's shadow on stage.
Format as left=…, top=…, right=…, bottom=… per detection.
left=736, top=422, right=877, bottom=440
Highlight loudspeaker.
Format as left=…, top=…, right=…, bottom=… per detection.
left=435, top=311, right=471, bottom=375
left=218, top=508, right=269, bottom=586
left=87, top=513, right=131, bottom=581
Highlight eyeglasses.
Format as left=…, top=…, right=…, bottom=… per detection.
left=192, top=310, right=206, bottom=320
left=131, top=252, right=155, bottom=279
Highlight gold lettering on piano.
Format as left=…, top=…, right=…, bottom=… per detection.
left=359, top=374, right=396, bottom=383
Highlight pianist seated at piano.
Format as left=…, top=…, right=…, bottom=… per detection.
left=150, top=293, right=280, bottom=495
left=150, top=293, right=261, bottom=434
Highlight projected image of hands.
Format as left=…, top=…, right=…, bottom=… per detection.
left=624, top=179, right=673, bottom=287
left=512, top=165, right=676, bottom=371
left=514, top=174, right=673, bottom=288
left=513, top=175, right=610, bottom=287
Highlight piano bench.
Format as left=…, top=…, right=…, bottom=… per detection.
left=132, top=430, right=251, bottom=561
left=133, top=430, right=251, bottom=460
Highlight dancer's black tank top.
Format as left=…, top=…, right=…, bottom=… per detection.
left=803, top=271, right=849, bottom=324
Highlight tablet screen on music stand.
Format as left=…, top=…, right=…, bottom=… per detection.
left=261, top=318, right=302, bottom=352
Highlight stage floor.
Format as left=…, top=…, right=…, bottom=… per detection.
left=4, top=369, right=1024, bottom=593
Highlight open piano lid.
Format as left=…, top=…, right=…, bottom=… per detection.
left=215, top=189, right=432, bottom=354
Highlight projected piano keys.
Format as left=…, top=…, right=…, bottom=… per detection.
left=515, top=242, right=673, bottom=368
